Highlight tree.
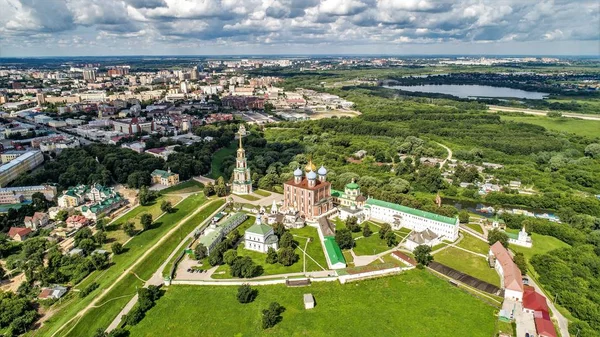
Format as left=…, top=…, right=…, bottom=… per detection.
left=335, top=228, right=354, bottom=249
left=230, top=256, right=261, bottom=278
left=513, top=252, right=527, bottom=274
left=262, top=302, right=285, bottom=329
left=94, top=230, right=106, bottom=245
left=346, top=216, right=360, bottom=232
left=362, top=222, right=372, bottom=237
left=266, top=247, right=278, bottom=264
left=55, top=209, right=69, bottom=221
left=123, top=306, right=145, bottom=326
left=194, top=243, right=208, bottom=260
left=160, top=201, right=173, bottom=213
left=237, top=284, right=257, bottom=304
left=379, top=223, right=391, bottom=239
left=414, top=245, right=433, bottom=266
left=279, top=232, right=294, bottom=248
left=278, top=247, right=298, bottom=266
left=385, top=231, right=398, bottom=247
left=95, top=217, right=107, bottom=230
left=78, top=238, right=96, bottom=255
left=458, top=210, right=470, bottom=224
left=223, top=249, right=238, bottom=265
left=140, top=213, right=153, bottom=230
left=74, top=227, right=93, bottom=246
left=111, top=242, right=124, bottom=255
left=123, top=221, right=136, bottom=237
left=584, top=143, right=600, bottom=159
left=273, top=223, right=286, bottom=238
left=488, top=229, right=509, bottom=248
left=204, top=182, right=215, bottom=196
left=0, top=265, right=5, bottom=280
left=90, top=252, right=109, bottom=270
left=547, top=111, right=562, bottom=118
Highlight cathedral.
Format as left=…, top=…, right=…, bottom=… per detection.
left=231, top=126, right=253, bottom=195
left=282, top=160, right=333, bottom=222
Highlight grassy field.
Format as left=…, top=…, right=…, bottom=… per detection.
left=466, top=223, right=484, bottom=235
left=31, top=194, right=210, bottom=337
left=456, top=233, right=490, bottom=255
left=507, top=230, right=571, bottom=261
left=104, top=194, right=182, bottom=247
left=209, top=143, right=236, bottom=179
left=236, top=193, right=261, bottom=201
left=213, top=225, right=328, bottom=278
left=254, top=189, right=271, bottom=197
left=501, top=115, right=600, bottom=139
left=352, top=233, right=391, bottom=256
left=160, top=180, right=204, bottom=194
left=62, top=199, right=225, bottom=337
left=128, top=270, right=498, bottom=337
left=433, top=247, right=500, bottom=287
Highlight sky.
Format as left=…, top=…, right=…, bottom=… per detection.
left=0, top=0, right=599, bottom=57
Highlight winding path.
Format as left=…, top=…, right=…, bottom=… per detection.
left=435, top=142, right=453, bottom=168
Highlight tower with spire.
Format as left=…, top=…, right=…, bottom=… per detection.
left=232, top=125, right=253, bottom=195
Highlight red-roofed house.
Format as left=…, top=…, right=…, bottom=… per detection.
left=66, top=215, right=90, bottom=229
left=523, top=286, right=549, bottom=314
left=534, top=311, right=557, bottom=337
left=8, top=227, right=33, bottom=241
left=489, top=241, right=523, bottom=301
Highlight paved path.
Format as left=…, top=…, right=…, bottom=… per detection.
left=230, top=192, right=283, bottom=207
left=488, top=105, right=600, bottom=121
left=105, top=200, right=225, bottom=332
left=51, top=196, right=221, bottom=337
left=525, top=269, right=570, bottom=337
left=194, top=175, right=215, bottom=185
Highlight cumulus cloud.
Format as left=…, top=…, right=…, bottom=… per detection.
left=0, top=0, right=598, bottom=55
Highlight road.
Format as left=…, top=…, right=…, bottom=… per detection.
left=435, top=142, right=453, bottom=168
left=51, top=196, right=223, bottom=337
left=527, top=274, right=570, bottom=337
left=487, top=105, right=600, bottom=121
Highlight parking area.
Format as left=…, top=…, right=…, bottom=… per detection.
left=175, top=256, right=217, bottom=280
left=503, top=299, right=537, bottom=337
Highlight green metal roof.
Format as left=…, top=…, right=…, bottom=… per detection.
left=366, top=198, right=457, bottom=225
left=245, top=223, right=273, bottom=235
left=331, top=189, right=345, bottom=198
left=152, top=169, right=177, bottom=178
left=506, top=232, right=519, bottom=240
left=323, top=236, right=346, bottom=266
left=345, top=182, right=359, bottom=190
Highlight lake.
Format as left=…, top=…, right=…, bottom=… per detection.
left=386, top=84, right=549, bottom=100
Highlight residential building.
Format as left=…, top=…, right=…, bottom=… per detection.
left=151, top=169, right=179, bottom=187
left=38, top=285, right=68, bottom=300
left=82, top=68, right=96, bottom=82
left=65, top=215, right=90, bottom=229
left=1, top=150, right=27, bottom=164
left=8, top=227, right=33, bottom=241
left=232, top=126, right=253, bottom=195
left=58, top=184, right=125, bottom=219
left=404, top=228, right=441, bottom=251
left=244, top=217, right=279, bottom=253
left=488, top=241, right=524, bottom=301
left=0, top=151, right=44, bottom=187
left=0, top=185, right=57, bottom=204
left=282, top=161, right=333, bottom=222
left=24, top=212, right=49, bottom=230
left=507, top=226, right=532, bottom=248
left=199, top=212, right=247, bottom=255
left=39, top=137, right=80, bottom=153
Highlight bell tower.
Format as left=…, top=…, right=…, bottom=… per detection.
left=232, top=125, right=253, bottom=195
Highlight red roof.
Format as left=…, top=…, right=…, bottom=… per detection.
left=391, top=251, right=416, bottom=266
left=490, top=241, right=523, bottom=292
left=523, top=286, right=549, bottom=312
left=534, top=311, right=557, bottom=337
left=8, top=227, right=32, bottom=238
left=38, top=288, right=53, bottom=299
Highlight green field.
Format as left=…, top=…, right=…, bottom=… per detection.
left=433, top=247, right=500, bottom=287
left=236, top=193, right=261, bottom=201
left=254, top=189, right=272, bottom=197
left=501, top=115, right=600, bottom=139
left=352, top=233, right=391, bottom=256
left=209, top=143, right=236, bottom=179
left=31, top=194, right=210, bottom=337
left=456, top=233, right=490, bottom=255
left=507, top=230, right=571, bottom=261
left=466, top=223, right=484, bottom=235
left=160, top=180, right=204, bottom=194
left=128, top=270, right=498, bottom=337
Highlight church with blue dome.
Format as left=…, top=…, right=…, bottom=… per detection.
left=282, top=159, right=334, bottom=223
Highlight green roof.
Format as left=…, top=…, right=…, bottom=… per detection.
left=506, top=232, right=519, bottom=240
left=331, top=189, right=345, bottom=198
left=366, top=198, right=457, bottom=225
left=345, top=182, right=359, bottom=190
left=245, top=223, right=273, bottom=236
left=323, top=236, right=346, bottom=267
left=152, top=169, right=176, bottom=178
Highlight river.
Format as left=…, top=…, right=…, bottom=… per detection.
left=385, top=84, right=549, bottom=100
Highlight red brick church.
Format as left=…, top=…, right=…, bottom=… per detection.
left=283, top=160, right=333, bottom=221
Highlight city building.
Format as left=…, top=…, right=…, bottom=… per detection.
left=58, top=184, right=125, bottom=220
left=113, top=117, right=154, bottom=134
left=507, top=226, right=533, bottom=248
left=8, top=227, right=33, bottom=241
left=0, top=151, right=44, bottom=187
left=404, top=228, right=441, bottom=251
left=82, top=68, right=97, bottom=82
left=282, top=161, right=333, bottom=222
left=151, top=169, right=180, bottom=187
left=38, top=285, right=68, bottom=300
left=0, top=185, right=57, bottom=204
left=244, top=217, right=279, bottom=253
left=199, top=212, right=247, bottom=255
left=1, top=150, right=27, bottom=164
left=488, top=241, right=524, bottom=301
left=24, top=212, right=49, bottom=230
left=39, top=137, right=80, bottom=153
left=231, top=126, right=253, bottom=195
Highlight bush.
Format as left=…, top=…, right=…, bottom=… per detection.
left=79, top=282, right=99, bottom=298
left=335, top=228, right=354, bottom=249
left=237, top=284, right=257, bottom=304
left=262, top=302, right=285, bottom=329
left=111, top=242, right=124, bottom=255
left=194, top=243, right=208, bottom=260
left=266, top=247, right=278, bottom=264
left=278, top=247, right=298, bottom=266
left=123, top=306, right=145, bottom=326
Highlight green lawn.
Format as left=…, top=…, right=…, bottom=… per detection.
left=456, top=233, right=490, bottom=255
left=209, top=143, right=236, bottom=179
left=32, top=194, right=210, bottom=337
left=213, top=225, right=328, bottom=278
left=507, top=230, right=571, bottom=261
left=236, top=193, right=261, bottom=201
left=160, top=180, right=204, bottom=194
left=433, top=247, right=500, bottom=287
left=61, top=199, right=225, bottom=337
left=466, top=223, right=484, bottom=235
left=501, top=115, right=600, bottom=139
left=352, top=234, right=390, bottom=256
left=254, top=189, right=271, bottom=197
left=128, top=270, right=497, bottom=337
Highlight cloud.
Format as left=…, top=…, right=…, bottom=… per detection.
left=0, top=0, right=598, bottom=56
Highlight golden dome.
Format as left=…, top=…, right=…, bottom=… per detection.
left=305, top=159, right=316, bottom=172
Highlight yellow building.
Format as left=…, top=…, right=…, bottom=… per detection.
left=151, top=169, right=179, bottom=187
left=0, top=151, right=44, bottom=187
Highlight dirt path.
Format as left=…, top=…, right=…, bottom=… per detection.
left=488, top=105, right=600, bottom=121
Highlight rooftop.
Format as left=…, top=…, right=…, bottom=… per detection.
left=323, top=236, right=346, bottom=267
left=366, top=198, right=457, bottom=225
left=490, top=241, right=523, bottom=293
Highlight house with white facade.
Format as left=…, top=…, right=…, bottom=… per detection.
left=404, top=228, right=441, bottom=251
left=489, top=241, right=524, bottom=301
left=507, top=227, right=532, bottom=248
left=244, top=217, right=278, bottom=253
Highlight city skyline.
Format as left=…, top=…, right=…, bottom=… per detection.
left=1, top=0, right=599, bottom=57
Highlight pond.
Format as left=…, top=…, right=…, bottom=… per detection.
left=385, top=84, right=549, bottom=100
